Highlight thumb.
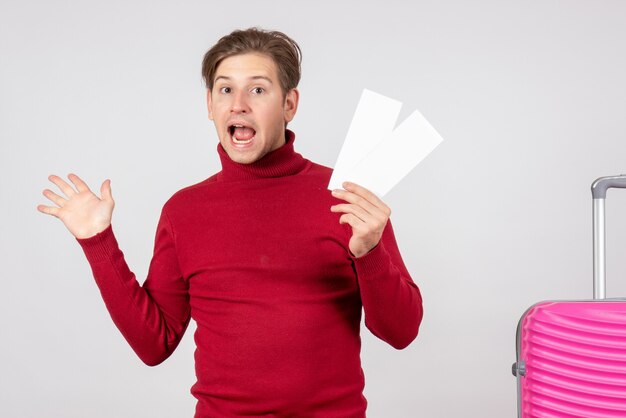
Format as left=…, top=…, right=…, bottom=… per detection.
left=101, top=179, right=114, bottom=202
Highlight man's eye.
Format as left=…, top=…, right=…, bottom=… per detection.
left=251, top=87, right=264, bottom=94
left=219, top=87, right=231, bottom=94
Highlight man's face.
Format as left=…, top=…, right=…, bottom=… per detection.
left=207, top=52, right=299, bottom=164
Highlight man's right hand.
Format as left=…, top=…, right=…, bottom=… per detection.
left=38, top=174, right=115, bottom=239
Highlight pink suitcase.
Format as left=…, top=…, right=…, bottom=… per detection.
left=513, top=175, right=626, bottom=417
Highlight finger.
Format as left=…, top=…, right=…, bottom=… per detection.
left=37, top=204, right=60, bottom=217
left=342, top=182, right=391, bottom=216
left=339, top=213, right=365, bottom=230
left=332, top=188, right=387, bottom=221
left=42, top=189, right=67, bottom=207
left=100, top=179, right=113, bottom=202
left=331, top=203, right=370, bottom=223
left=333, top=189, right=377, bottom=215
left=342, top=182, right=380, bottom=203
left=68, top=173, right=92, bottom=193
left=48, top=174, right=77, bottom=197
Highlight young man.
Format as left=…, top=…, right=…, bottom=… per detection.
left=38, top=28, right=423, bottom=417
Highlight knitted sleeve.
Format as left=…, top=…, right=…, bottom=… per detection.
left=352, top=220, right=423, bottom=349
left=76, top=208, right=191, bottom=366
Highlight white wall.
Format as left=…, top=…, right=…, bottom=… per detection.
left=2, top=0, right=626, bottom=416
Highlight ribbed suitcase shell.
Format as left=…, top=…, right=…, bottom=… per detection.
left=517, top=300, right=626, bottom=417
left=514, top=175, right=626, bottom=417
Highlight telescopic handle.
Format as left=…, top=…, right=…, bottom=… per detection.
left=591, top=175, right=626, bottom=299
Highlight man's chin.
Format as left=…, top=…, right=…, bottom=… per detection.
left=224, top=148, right=261, bottom=165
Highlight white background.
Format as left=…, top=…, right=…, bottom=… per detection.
left=2, top=1, right=626, bottom=417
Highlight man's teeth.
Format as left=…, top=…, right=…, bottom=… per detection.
left=232, top=130, right=252, bottom=144
left=231, top=124, right=254, bottom=144
left=233, top=136, right=252, bottom=144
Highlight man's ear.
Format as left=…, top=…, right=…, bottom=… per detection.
left=283, top=88, right=299, bottom=123
left=206, top=89, right=213, bottom=120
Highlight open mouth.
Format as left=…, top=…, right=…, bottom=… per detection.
left=228, top=123, right=256, bottom=145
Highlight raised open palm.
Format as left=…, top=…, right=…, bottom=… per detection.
left=38, top=173, right=115, bottom=239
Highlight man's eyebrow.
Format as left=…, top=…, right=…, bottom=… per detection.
left=250, top=76, right=273, bottom=83
left=213, top=75, right=273, bottom=83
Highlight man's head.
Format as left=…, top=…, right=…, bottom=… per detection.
left=202, top=28, right=301, bottom=164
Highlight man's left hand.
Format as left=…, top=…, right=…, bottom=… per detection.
left=330, top=182, right=391, bottom=258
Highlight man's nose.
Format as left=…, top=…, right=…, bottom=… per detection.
left=230, top=91, right=250, bottom=113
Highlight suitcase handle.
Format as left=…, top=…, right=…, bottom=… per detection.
left=591, top=175, right=626, bottom=199
left=591, top=174, right=626, bottom=299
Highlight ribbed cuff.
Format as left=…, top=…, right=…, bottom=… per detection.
left=76, top=224, right=118, bottom=264
left=352, top=240, right=391, bottom=281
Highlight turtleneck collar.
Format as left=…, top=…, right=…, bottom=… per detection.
left=216, top=129, right=310, bottom=182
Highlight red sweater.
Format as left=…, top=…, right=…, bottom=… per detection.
left=77, top=130, right=423, bottom=417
